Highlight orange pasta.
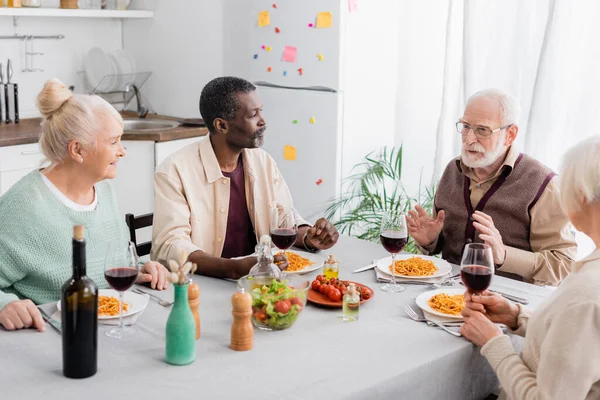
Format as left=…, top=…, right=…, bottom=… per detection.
left=276, top=251, right=315, bottom=272
left=428, top=293, right=465, bottom=316
left=98, top=296, right=129, bottom=317
left=388, top=257, right=438, bottom=276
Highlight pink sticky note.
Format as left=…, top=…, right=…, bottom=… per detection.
left=348, top=0, right=358, bottom=12
left=282, top=45, right=297, bottom=63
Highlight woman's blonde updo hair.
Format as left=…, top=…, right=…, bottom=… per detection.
left=36, top=79, right=122, bottom=165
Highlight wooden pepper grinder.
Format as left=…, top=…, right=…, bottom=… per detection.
left=230, top=289, right=253, bottom=351
left=188, top=281, right=200, bottom=340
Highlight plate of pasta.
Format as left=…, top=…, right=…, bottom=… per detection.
left=276, top=250, right=325, bottom=275
left=56, top=289, right=149, bottom=320
left=375, top=254, right=452, bottom=279
left=415, top=288, right=465, bottom=319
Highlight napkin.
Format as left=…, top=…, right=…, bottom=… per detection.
left=423, top=309, right=463, bottom=326
left=374, top=268, right=451, bottom=284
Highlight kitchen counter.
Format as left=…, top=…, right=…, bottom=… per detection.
left=0, top=113, right=209, bottom=147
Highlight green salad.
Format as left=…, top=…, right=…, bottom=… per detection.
left=250, top=279, right=305, bottom=330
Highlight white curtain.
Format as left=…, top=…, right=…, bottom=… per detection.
left=394, top=0, right=600, bottom=257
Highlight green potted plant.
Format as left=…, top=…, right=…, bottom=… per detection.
left=325, top=146, right=436, bottom=254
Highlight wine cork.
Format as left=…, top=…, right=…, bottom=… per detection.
left=73, top=225, right=85, bottom=241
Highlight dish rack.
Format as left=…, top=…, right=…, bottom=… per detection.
left=77, top=71, right=152, bottom=111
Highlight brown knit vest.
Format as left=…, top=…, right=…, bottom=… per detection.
left=434, top=153, right=556, bottom=280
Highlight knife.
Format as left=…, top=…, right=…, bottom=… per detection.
left=458, top=282, right=529, bottom=305
left=3, top=61, right=9, bottom=124
left=7, top=59, right=18, bottom=124
left=0, top=62, right=4, bottom=124
left=351, top=261, right=377, bottom=274
left=37, top=306, right=62, bottom=333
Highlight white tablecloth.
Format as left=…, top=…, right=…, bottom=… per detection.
left=0, top=236, right=553, bottom=400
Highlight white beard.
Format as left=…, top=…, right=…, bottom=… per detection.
left=462, top=132, right=507, bottom=168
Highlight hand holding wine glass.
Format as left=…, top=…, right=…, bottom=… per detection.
left=270, top=206, right=298, bottom=257
left=104, top=241, right=140, bottom=339
left=380, top=210, right=408, bottom=293
left=460, top=243, right=494, bottom=294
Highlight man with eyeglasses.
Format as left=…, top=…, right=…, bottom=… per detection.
left=407, top=89, right=577, bottom=286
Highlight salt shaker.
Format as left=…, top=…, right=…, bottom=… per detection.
left=230, top=289, right=253, bottom=351
left=188, top=281, right=201, bottom=340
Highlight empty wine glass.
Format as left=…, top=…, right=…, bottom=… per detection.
left=460, top=243, right=494, bottom=294
left=379, top=211, right=408, bottom=293
left=104, top=242, right=139, bottom=338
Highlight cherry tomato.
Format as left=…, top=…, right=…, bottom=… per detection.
left=361, top=287, right=373, bottom=300
left=316, top=275, right=325, bottom=283
left=312, top=280, right=321, bottom=291
left=290, top=297, right=303, bottom=307
left=274, top=300, right=291, bottom=314
left=319, top=284, right=329, bottom=294
left=254, top=307, right=268, bottom=322
left=327, top=288, right=342, bottom=302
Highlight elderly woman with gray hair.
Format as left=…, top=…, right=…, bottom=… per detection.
left=0, top=79, right=170, bottom=332
left=460, top=136, right=600, bottom=399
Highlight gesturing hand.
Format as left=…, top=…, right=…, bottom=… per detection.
left=305, top=218, right=340, bottom=250
left=406, top=205, right=445, bottom=247
left=472, top=211, right=506, bottom=265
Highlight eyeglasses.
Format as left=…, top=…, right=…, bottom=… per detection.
left=455, top=121, right=512, bottom=139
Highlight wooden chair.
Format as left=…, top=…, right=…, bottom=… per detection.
left=125, top=213, right=154, bottom=257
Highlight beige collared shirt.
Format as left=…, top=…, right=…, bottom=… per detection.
left=425, top=146, right=577, bottom=286
left=151, top=137, right=308, bottom=266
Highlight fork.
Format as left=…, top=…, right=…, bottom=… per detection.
left=402, top=304, right=462, bottom=337
left=132, top=288, right=174, bottom=307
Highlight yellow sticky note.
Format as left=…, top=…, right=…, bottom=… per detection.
left=316, top=12, right=332, bottom=28
left=317, top=53, right=324, bottom=61
left=309, top=117, right=316, bottom=124
left=258, top=10, right=270, bottom=27
left=284, top=145, right=296, bottom=161
left=265, top=46, right=272, bottom=52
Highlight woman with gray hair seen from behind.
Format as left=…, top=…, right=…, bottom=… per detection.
left=0, top=79, right=170, bottom=332
left=459, top=135, right=600, bottom=399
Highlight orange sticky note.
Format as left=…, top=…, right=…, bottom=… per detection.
left=316, top=12, right=332, bottom=28
left=282, top=46, right=297, bottom=62
left=316, top=179, right=323, bottom=186
left=267, top=67, right=272, bottom=72
left=258, top=10, right=270, bottom=27
left=284, top=145, right=296, bottom=161
left=275, top=27, right=281, bottom=33
left=297, top=68, right=303, bottom=76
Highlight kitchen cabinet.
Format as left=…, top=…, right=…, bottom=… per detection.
left=154, top=136, right=205, bottom=167
left=0, top=143, right=48, bottom=195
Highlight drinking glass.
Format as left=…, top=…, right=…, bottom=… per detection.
left=104, top=242, right=139, bottom=338
left=460, top=243, right=494, bottom=294
left=379, top=211, right=408, bottom=293
left=270, top=206, right=298, bottom=257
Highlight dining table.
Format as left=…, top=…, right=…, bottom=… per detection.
left=0, top=235, right=554, bottom=400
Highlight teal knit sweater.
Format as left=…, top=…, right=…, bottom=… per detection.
left=0, top=171, right=129, bottom=310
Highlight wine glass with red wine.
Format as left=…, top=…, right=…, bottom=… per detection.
left=380, top=211, right=408, bottom=293
left=270, top=206, right=298, bottom=257
left=104, top=241, right=140, bottom=339
left=460, top=243, right=494, bottom=294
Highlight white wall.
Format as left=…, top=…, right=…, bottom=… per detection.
left=123, top=0, right=224, bottom=118
left=0, top=11, right=123, bottom=118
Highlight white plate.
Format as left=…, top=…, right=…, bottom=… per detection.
left=57, top=289, right=149, bottom=320
left=84, top=47, right=115, bottom=93
left=275, top=250, right=325, bottom=275
left=375, top=254, right=452, bottom=279
left=113, top=49, right=136, bottom=87
left=415, top=288, right=465, bottom=319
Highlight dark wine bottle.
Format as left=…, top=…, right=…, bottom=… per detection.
left=61, top=225, right=98, bottom=379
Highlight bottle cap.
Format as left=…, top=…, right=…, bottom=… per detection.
left=260, top=235, right=271, bottom=244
